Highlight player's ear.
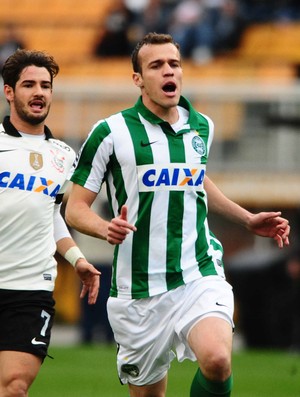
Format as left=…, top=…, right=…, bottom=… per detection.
left=4, top=84, right=14, bottom=102
left=132, top=72, right=143, bottom=88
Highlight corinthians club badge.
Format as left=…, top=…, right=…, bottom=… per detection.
left=30, top=152, right=43, bottom=170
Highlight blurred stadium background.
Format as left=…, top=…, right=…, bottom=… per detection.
left=1, top=0, right=300, bottom=352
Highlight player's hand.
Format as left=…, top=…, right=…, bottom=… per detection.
left=247, top=211, right=290, bottom=248
left=107, top=205, right=137, bottom=245
left=75, top=259, right=101, bottom=304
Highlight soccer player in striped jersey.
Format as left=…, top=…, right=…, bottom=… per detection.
left=0, top=49, right=100, bottom=397
left=66, top=33, right=290, bottom=397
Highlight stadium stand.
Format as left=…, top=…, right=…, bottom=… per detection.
left=0, top=0, right=111, bottom=25
left=236, top=22, right=300, bottom=64
left=0, top=0, right=112, bottom=65
left=0, top=1, right=299, bottom=81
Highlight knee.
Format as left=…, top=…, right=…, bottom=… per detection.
left=201, top=350, right=231, bottom=382
left=4, top=375, right=29, bottom=397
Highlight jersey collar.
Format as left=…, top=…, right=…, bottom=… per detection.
left=2, top=116, right=54, bottom=140
left=134, top=96, right=202, bottom=131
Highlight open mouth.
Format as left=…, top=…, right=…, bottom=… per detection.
left=162, top=82, right=176, bottom=93
left=30, top=100, right=44, bottom=110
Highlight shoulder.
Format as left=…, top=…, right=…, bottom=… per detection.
left=84, top=106, right=136, bottom=144
left=107, top=106, right=137, bottom=125
left=180, top=96, right=214, bottom=130
left=197, top=112, right=214, bottom=127
left=49, top=138, right=74, bottom=153
left=92, top=107, right=135, bottom=135
left=48, top=138, right=76, bottom=161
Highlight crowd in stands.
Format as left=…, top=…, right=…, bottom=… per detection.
left=0, top=23, right=25, bottom=69
left=93, top=0, right=300, bottom=64
left=241, top=0, right=300, bottom=23
left=1, top=0, right=300, bottom=67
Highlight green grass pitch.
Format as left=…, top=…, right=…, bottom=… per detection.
left=30, top=344, right=300, bottom=396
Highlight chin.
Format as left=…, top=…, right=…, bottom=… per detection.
left=166, top=96, right=180, bottom=106
left=24, top=115, right=47, bottom=125
left=28, top=110, right=49, bottom=124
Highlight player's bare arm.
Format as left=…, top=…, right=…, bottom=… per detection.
left=66, top=183, right=110, bottom=240
left=66, top=186, right=136, bottom=246
left=204, top=176, right=290, bottom=248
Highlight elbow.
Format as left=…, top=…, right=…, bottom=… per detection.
left=65, top=206, right=74, bottom=228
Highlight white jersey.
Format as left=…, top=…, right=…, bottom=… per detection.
left=0, top=117, right=75, bottom=291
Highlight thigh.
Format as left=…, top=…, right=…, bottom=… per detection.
left=188, top=316, right=233, bottom=361
left=0, top=290, right=55, bottom=358
left=0, top=350, right=42, bottom=392
left=174, top=276, right=234, bottom=362
left=128, top=376, right=167, bottom=397
left=188, top=317, right=233, bottom=380
left=184, top=278, right=234, bottom=369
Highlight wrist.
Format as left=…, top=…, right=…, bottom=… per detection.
left=64, top=246, right=85, bottom=267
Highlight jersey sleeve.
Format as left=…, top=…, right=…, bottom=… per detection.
left=70, top=120, right=113, bottom=193
left=53, top=203, right=71, bottom=242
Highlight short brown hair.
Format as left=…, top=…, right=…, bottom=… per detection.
left=1, top=49, right=59, bottom=89
left=131, top=32, right=180, bottom=74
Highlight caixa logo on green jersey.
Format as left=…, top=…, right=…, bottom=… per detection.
left=137, top=163, right=206, bottom=192
left=0, top=171, right=60, bottom=197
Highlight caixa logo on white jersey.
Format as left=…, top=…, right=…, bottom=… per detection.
left=0, top=171, right=61, bottom=197
left=137, top=163, right=206, bottom=192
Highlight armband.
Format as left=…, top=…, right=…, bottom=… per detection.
left=64, top=246, right=85, bottom=267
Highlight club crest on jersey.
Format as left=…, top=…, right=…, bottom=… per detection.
left=192, top=135, right=206, bottom=156
left=137, top=163, right=206, bottom=192
left=30, top=152, right=43, bottom=170
left=51, top=149, right=65, bottom=173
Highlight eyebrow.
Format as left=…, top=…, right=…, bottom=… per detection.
left=149, top=58, right=180, bottom=66
left=20, top=79, right=52, bottom=85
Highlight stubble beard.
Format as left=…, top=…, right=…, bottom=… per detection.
left=14, top=98, right=50, bottom=126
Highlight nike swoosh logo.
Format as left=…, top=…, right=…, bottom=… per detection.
left=140, top=140, right=158, bottom=147
left=216, top=302, right=227, bottom=307
left=31, top=337, right=46, bottom=345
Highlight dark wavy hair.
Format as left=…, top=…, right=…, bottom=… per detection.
left=1, top=49, right=59, bottom=88
left=131, top=32, right=180, bottom=74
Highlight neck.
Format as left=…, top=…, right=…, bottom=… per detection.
left=142, top=95, right=179, bottom=124
left=9, top=115, right=45, bottom=136
left=150, top=104, right=179, bottom=124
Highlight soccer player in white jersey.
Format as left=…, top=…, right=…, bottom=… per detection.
left=0, top=49, right=100, bottom=397
left=66, top=33, right=290, bottom=397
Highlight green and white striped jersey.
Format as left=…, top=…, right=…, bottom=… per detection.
left=71, top=96, right=225, bottom=299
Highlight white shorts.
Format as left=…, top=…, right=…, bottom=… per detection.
left=107, top=275, right=234, bottom=386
